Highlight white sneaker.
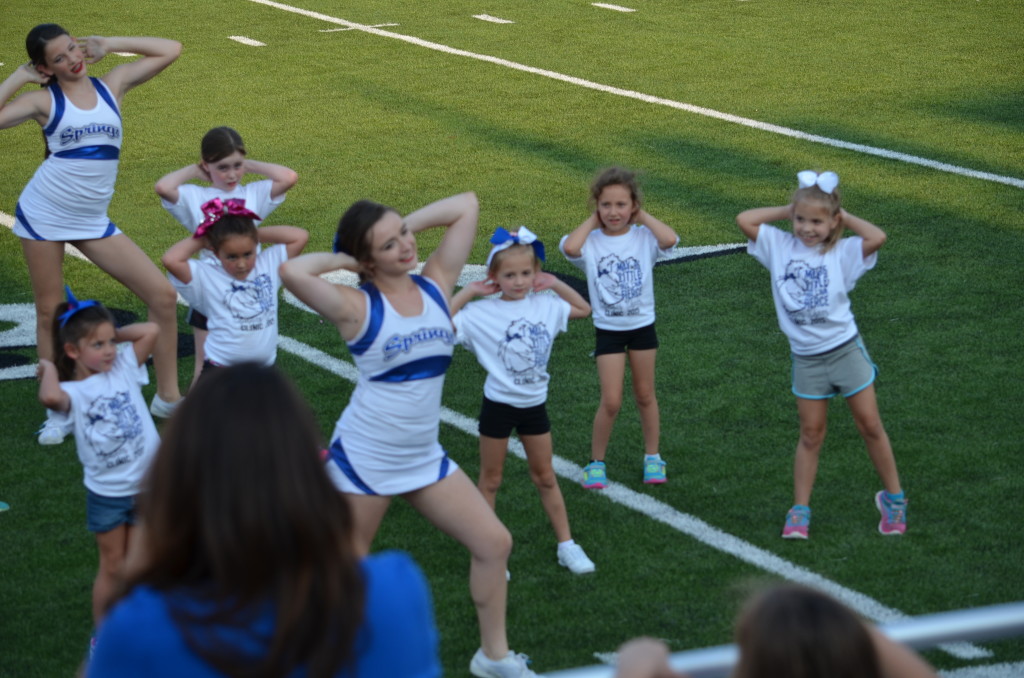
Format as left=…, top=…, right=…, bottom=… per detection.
left=37, top=410, right=72, bottom=446
left=150, top=394, right=182, bottom=419
left=470, top=649, right=538, bottom=678
left=557, top=543, right=596, bottom=574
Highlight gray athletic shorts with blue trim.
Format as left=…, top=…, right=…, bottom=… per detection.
left=791, top=335, right=877, bottom=399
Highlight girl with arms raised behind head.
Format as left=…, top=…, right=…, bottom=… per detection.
left=36, top=289, right=160, bottom=646
left=1, top=24, right=183, bottom=441
left=736, top=171, right=906, bottom=539
left=281, top=193, right=539, bottom=678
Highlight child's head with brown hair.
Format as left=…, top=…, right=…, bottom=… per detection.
left=733, top=584, right=882, bottom=678
left=791, top=170, right=844, bottom=252
left=200, top=126, right=247, bottom=165
left=51, top=289, right=117, bottom=381
left=590, top=167, right=642, bottom=233
left=196, top=198, right=261, bottom=279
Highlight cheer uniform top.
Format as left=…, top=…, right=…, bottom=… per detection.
left=14, top=77, right=123, bottom=241
left=559, top=226, right=677, bottom=331
left=327, top=275, right=458, bottom=496
left=60, top=344, right=160, bottom=498
left=169, top=245, right=288, bottom=367
left=748, top=224, right=877, bottom=356
left=89, top=550, right=442, bottom=677
left=453, top=293, right=571, bottom=408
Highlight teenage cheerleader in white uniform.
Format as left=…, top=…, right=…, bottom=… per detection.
left=0, top=24, right=183, bottom=443
left=281, top=193, right=538, bottom=678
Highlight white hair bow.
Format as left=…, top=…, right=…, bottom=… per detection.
left=797, top=170, right=840, bottom=194
left=486, top=226, right=546, bottom=268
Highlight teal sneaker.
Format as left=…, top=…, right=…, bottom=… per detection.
left=581, top=461, right=607, bottom=489
left=782, top=505, right=811, bottom=539
left=875, top=491, right=907, bottom=535
left=643, top=456, right=667, bottom=484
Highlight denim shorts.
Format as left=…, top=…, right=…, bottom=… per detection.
left=791, top=335, right=877, bottom=399
left=86, top=489, right=137, bottom=533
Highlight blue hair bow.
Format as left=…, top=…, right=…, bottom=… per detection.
left=58, top=285, right=100, bottom=328
left=486, top=226, right=546, bottom=267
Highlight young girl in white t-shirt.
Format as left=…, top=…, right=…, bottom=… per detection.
left=36, top=289, right=160, bottom=628
left=155, top=126, right=298, bottom=390
left=451, top=228, right=595, bottom=575
left=560, top=167, right=679, bottom=489
left=162, top=199, right=307, bottom=380
left=737, top=170, right=906, bottom=540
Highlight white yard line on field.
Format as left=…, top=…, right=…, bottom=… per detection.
left=245, top=0, right=1023, bottom=190
left=229, top=36, right=266, bottom=46
left=474, top=15, right=515, bottom=24
left=592, top=3, right=637, bottom=12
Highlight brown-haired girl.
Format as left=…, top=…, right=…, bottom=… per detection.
left=36, top=289, right=159, bottom=633
left=161, top=199, right=306, bottom=381
left=451, top=227, right=595, bottom=575
left=736, top=171, right=906, bottom=539
left=154, top=126, right=298, bottom=389
left=89, top=363, right=442, bottom=676
left=1, top=24, right=183, bottom=442
left=282, top=193, right=539, bottom=678
left=560, top=167, right=680, bottom=489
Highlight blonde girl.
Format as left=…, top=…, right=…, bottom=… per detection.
left=281, top=193, right=538, bottom=678
left=451, top=227, right=595, bottom=575
left=1, top=24, right=183, bottom=443
left=560, top=167, right=680, bottom=489
left=36, top=289, right=160, bottom=632
left=736, top=170, right=906, bottom=539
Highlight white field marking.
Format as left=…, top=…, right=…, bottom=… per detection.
left=0, top=202, right=992, bottom=661
left=474, top=15, right=515, bottom=24
left=0, top=211, right=88, bottom=261
left=112, top=52, right=136, bottom=57
left=0, top=304, right=42, bottom=380
left=244, top=0, right=1024, bottom=190
left=593, top=2, right=637, bottom=11
left=228, top=36, right=266, bottom=46
left=276, top=280, right=988, bottom=661
left=320, top=24, right=398, bottom=32
left=475, top=14, right=516, bottom=23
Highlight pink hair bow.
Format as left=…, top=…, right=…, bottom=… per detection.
left=797, top=170, right=839, bottom=194
left=195, top=198, right=261, bottom=238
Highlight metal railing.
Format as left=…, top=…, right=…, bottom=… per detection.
left=545, top=601, right=1024, bottom=678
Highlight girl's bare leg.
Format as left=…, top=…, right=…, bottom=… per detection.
left=406, top=470, right=512, bottom=660
left=847, top=385, right=901, bottom=493
left=592, top=353, right=626, bottom=461
left=794, top=397, right=828, bottom=506
left=521, top=433, right=571, bottom=542
left=628, top=348, right=660, bottom=456
left=21, top=239, right=66, bottom=362
left=477, top=435, right=509, bottom=511
left=343, top=493, right=392, bottom=558
left=93, top=524, right=131, bottom=625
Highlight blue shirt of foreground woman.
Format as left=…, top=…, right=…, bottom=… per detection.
left=88, top=363, right=441, bottom=677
